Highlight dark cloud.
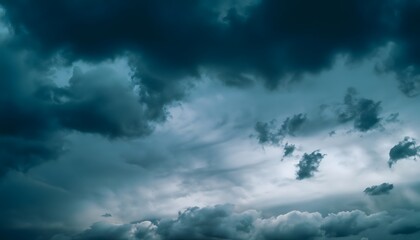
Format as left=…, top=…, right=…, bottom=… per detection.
left=337, top=88, right=382, bottom=132
left=388, top=137, right=420, bottom=167
left=280, top=114, right=307, bottom=137
left=101, top=213, right=112, bottom=218
left=364, top=183, right=394, bottom=196
left=51, top=67, right=154, bottom=138
left=254, top=114, right=307, bottom=146
left=53, top=205, right=394, bottom=240
left=0, top=43, right=64, bottom=175
left=296, top=150, right=325, bottom=180
left=282, top=143, right=296, bottom=158
left=0, top=0, right=395, bottom=88
left=0, top=41, right=164, bottom=175
left=254, top=120, right=282, bottom=145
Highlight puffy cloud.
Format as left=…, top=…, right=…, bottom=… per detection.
left=296, top=150, right=325, bottom=180
left=321, top=210, right=386, bottom=237
left=58, top=205, right=393, bottom=240
left=388, top=137, right=420, bottom=167
left=364, top=183, right=394, bottom=196
left=255, top=211, right=322, bottom=240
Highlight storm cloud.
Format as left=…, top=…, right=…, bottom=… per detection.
left=2, top=0, right=420, bottom=94
left=1, top=1, right=420, bottom=240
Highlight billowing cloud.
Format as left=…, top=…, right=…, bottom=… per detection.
left=296, top=150, right=325, bottom=180
left=2, top=0, right=420, bottom=96
left=321, top=210, right=386, bottom=237
left=388, top=137, right=420, bottom=167
left=51, top=67, right=154, bottom=138
left=364, top=183, right=394, bottom=196
left=55, top=205, right=392, bottom=240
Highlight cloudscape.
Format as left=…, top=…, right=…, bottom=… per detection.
left=0, top=1, right=420, bottom=239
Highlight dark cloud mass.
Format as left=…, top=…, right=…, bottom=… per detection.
left=388, top=137, right=420, bottom=167
left=364, top=183, right=394, bottom=196
left=51, top=205, right=391, bottom=240
left=2, top=0, right=420, bottom=94
left=296, top=151, right=325, bottom=180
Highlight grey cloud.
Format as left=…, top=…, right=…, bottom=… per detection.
left=0, top=43, right=64, bottom=175
left=51, top=67, right=154, bottom=138
left=254, top=114, right=307, bottom=146
left=283, top=143, right=296, bottom=158
left=337, top=88, right=382, bottom=132
left=101, top=213, right=112, bottom=218
left=296, top=150, right=325, bottom=180
left=56, top=205, right=393, bottom=240
left=256, top=211, right=322, bottom=240
left=321, top=210, right=386, bottom=237
left=254, top=120, right=282, bottom=145
left=364, top=183, right=394, bottom=196
left=388, top=137, right=420, bottom=167
left=389, top=210, right=420, bottom=235
left=280, top=114, right=307, bottom=137
left=0, top=0, right=395, bottom=89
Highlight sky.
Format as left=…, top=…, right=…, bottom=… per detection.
left=0, top=1, right=420, bottom=240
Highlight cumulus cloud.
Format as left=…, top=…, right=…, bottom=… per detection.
left=296, top=150, right=325, bottom=180
left=364, top=183, right=394, bottom=196
left=388, top=137, right=420, bottom=167
left=58, top=205, right=391, bottom=240
left=321, top=210, right=386, bottom=237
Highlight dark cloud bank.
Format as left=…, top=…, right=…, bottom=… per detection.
left=45, top=204, right=420, bottom=240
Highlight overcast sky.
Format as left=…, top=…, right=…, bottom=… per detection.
left=0, top=1, right=420, bottom=240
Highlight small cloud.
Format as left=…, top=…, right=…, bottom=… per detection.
left=254, top=114, right=307, bottom=146
left=282, top=143, right=296, bottom=159
left=388, top=137, right=420, bottom=167
left=101, top=213, right=112, bottom=218
left=364, top=183, right=394, bottom=196
left=296, top=150, right=325, bottom=180
left=337, top=88, right=382, bottom=132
